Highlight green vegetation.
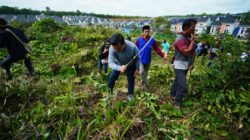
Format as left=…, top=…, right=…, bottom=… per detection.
left=0, top=19, right=249, bottom=139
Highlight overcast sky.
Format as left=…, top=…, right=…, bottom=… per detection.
left=1, top=0, right=250, bottom=17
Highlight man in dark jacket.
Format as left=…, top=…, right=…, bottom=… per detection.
left=0, top=18, right=35, bottom=80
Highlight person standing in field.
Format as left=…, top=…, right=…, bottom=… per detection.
left=135, top=25, right=167, bottom=89
left=169, top=19, right=197, bottom=109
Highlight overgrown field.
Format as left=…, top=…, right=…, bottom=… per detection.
left=0, top=19, right=249, bottom=140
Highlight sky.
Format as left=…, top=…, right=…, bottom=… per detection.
left=1, top=0, right=250, bottom=17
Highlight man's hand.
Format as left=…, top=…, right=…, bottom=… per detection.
left=191, top=33, right=196, bottom=42
left=134, top=69, right=139, bottom=77
left=163, top=53, right=168, bottom=63
left=120, top=65, right=127, bottom=74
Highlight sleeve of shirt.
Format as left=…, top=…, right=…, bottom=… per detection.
left=0, top=33, right=4, bottom=48
left=99, top=45, right=105, bottom=59
left=174, top=39, right=188, bottom=52
left=20, top=30, right=28, bottom=43
left=108, top=47, right=121, bottom=71
left=0, top=32, right=7, bottom=48
left=135, top=39, right=139, bottom=47
left=153, top=40, right=165, bottom=58
left=133, top=46, right=140, bottom=70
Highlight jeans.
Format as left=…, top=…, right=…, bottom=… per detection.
left=98, top=58, right=108, bottom=74
left=140, top=62, right=150, bottom=88
left=107, top=64, right=136, bottom=95
left=170, top=69, right=188, bottom=106
left=0, top=55, right=35, bottom=79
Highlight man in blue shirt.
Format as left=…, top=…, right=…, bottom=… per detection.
left=108, top=33, right=140, bottom=100
left=135, top=25, right=167, bottom=89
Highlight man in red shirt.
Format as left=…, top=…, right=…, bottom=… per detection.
left=170, top=19, right=197, bottom=109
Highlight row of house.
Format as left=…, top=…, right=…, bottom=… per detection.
left=0, top=14, right=112, bottom=26
left=170, top=16, right=250, bottom=38
left=0, top=14, right=153, bottom=31
left=3, top=14, right=247, bottom=38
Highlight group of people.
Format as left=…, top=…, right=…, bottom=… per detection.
left=0, top=16, right=199, bottom=109
left=99, top=25, right=168, bottom=101
left=196, top=39, right=223, bottom=59
left=99, top=19, right=198, bottom=109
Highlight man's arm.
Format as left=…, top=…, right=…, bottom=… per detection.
left=181, top=40, right=195, bottom=56
left=133, top=46, right=140, bottom=70
left=0, top=31, right=7, bottom=48
left=152, top=40, right=165, bottom=58
left=177, top=34, right=196, bottom=56
left=135, top=38, right=139, bottom=47
left=108, top=47, right=121, bottom=71
left=99, top=45, right=105, bottom=58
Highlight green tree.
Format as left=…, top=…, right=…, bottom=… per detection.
left=241, top=11, right=250, bottom=24
left=45, top=6, right=51, bottom=12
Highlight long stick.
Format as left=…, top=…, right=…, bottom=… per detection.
left=125, top=31, right=157, bottom=67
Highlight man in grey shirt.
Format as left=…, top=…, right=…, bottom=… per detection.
left=108, top=33, right=140, bottom=100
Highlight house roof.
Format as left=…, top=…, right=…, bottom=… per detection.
left=170, top=18, right=185, bottom=24
left=197, top=17, right=208, bottom=22
left=211, top=21, right=221, bottom=26
left=220, top=16, right=237, bottom=24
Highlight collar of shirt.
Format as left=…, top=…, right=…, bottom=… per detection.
left=142, top=35, right=151, bottom=41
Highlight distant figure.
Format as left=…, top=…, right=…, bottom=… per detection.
left=162, top=39, right=170, bottom=57
left=208, top=39, right=223, bottom=60
left=207, top=39, right=223, bottom=66
left=98, top=38, right=110, bottom=74
left=0, top=18, right=35, bottom=80
left=196, top=40, right=210, bottom=56
left=170, top=19, right=197, bottom=109
left=135, top=25, right=167, bottom=89
left=107, top=33, right=140, bottom=101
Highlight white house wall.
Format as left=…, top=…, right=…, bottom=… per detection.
left=210, top=26, right=220, bottom=34
left=223, top=23, right=235, bottom=34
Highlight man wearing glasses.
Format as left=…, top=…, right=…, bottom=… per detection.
left=169, top=19, right=197, bottom=109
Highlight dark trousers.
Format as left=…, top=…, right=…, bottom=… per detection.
left=0, top=55, right=35, bottom=79
left=98, top=58, right=108, bottom=74
left=107, top=64, right=136, bottom=95
left=170, top=69, right=188, bottom=106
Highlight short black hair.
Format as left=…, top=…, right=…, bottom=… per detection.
left=142, top=25, right=150, bottom=31
left=0, top=18, right=7, bottom=25
left=110, top=33, right=125, bottom=46
left=182, top=19, right=197, bottom=31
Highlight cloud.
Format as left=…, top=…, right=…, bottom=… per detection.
left=1, top=0, right=250, bottom=16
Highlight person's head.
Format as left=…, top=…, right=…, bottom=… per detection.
left=182, top=19, right=197, bottom=35
left=142, top=25, right=150, bottom=38
left=0, top=18, right=8, bottom=30
left=110, top=33, right=125, bottom=52
left=104, top=38, right=111, bottom=47
left=163, top=39, right=166, bottom=43
left=0, top=18, right=7, bottom=26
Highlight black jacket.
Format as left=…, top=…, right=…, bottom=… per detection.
left=0, top=26, right=28, bottom=56
left=99, top=44, right=109, bottom=59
